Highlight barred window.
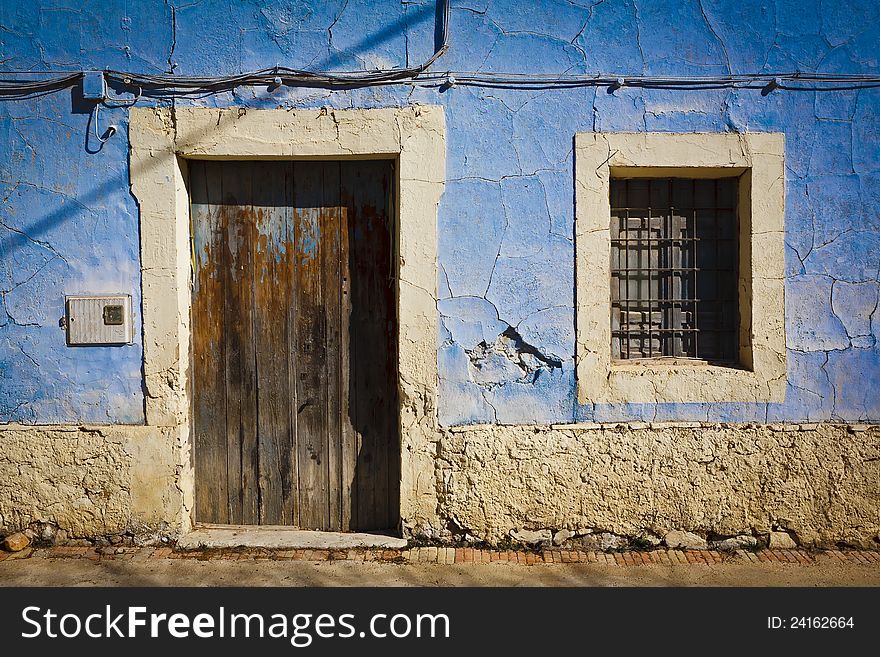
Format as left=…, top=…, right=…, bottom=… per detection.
left=610, top=177, right=739, bottom=363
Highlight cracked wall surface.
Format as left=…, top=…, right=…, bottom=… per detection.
left=0, top=1, right=878, bottom=539
left=1, top=0, right=878, bottom=426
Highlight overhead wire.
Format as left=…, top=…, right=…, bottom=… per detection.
left=1, top=0, right=879, bottom=98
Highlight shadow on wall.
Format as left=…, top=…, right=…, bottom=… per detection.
left=311, top=1, right=436, bottom=72
left=0, top=99, right=228, bottom=423
left=0, top=0, right=448, bottom=257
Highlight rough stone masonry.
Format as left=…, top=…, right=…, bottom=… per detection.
left=429, top=423, right=880, bottom=549
left=2, top=422, right=877, bottom=549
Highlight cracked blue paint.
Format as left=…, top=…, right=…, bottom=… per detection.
left=0, top=0, right=878, bottom=426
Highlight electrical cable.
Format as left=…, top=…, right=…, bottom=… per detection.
left=92, top=103, right=117, bottom=144
left=1, top=0, right=879, bottom=98
left=2, top=69, right=878, bottom=99
left=0, top=72, right=82, bottom=99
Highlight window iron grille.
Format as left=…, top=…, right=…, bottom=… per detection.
left=610, top=177, right=739, bottom=363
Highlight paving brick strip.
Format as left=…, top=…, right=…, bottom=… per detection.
left=3, top=546, right=879, bottom=566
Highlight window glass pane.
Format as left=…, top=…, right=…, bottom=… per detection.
left=716, top=177, right=737, bottom=208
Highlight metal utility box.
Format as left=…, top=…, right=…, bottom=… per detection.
left=81, top=70, right=107, bottom=101
left=64, top=295, right=133, bottom=346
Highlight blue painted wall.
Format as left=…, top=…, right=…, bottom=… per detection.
left=1, top=0, right=878, bottom=425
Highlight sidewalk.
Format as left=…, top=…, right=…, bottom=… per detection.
left=1, top=546, right=878, bottom=586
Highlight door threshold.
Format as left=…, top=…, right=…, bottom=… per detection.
left=177, top=525, right=407, bottom=551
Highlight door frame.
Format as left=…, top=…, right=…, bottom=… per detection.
left=129, top=106, right=446, bottom=534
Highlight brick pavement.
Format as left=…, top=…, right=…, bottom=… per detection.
left=3, top=545, right=879, bottom=566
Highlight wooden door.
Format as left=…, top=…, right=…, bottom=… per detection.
left=189, top=159, right=399, bottom=532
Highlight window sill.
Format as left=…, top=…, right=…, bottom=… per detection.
left=610, top=358, right=748, bottom=371
left=582, top=358, right=785, bottom=404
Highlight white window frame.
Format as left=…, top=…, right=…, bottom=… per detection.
left=574, top=132, right=786, bottom=404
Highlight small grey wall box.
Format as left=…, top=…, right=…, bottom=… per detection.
left=64, top=295, right=134, bottom=346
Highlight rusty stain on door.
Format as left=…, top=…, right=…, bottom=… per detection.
left=189, top=159, right=398, bottom=531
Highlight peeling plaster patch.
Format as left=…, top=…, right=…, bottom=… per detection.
left=438, top=296, right=508, bottom=351
left=437, top=342, right=496, bottom=424
left=467, top=326, right=563, bottom=387
left=438, top=292, right=570, bottom=425
left=516, top=305, right=573, bottom=366
left=467, top=339, right=526, bottom=386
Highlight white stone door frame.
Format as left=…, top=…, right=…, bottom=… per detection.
left=129, top=106, right=446, bottom=533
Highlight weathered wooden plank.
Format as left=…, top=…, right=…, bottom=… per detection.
left=338, top=170, right=355, bottom=531
left=292, top=161, right=331, bottom=530
left=211, top=162, right=256, bottom=523
left=218, top=161, right=257, bottom=525
left=285, top=165, right=301, bottom=528
left=321, top=161, right=344, bottom=531
left=251, top=161, right=295, bottom=525
left=378, top=161, right=401, bottom=531
left=190, top=160, right=229, bottom=524
left=342, top=159, right=398, bottom=531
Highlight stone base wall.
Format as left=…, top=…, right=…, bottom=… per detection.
left=0, top=425, right=189, bottom=543
left=431, top=423, right=880, bottom=549
left=2, top=423, right=878, bottom=550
